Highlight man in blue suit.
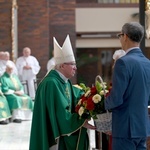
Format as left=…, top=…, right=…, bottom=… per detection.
left=105, top=22, right=150, bottom=150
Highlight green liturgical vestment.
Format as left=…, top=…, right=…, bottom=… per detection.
left=0, top=84, right=11, bottom=121
left=29, top=70, right=89, bottom=150
left=0, top=72, right=33, bottom=111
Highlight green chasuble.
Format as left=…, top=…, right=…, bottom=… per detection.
left=0, top=72, right=33, bottom=111
left=0, top=84, right=11, bottom=121
left=29, top=70, right=89, bottom=150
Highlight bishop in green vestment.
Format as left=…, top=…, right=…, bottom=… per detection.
left=0, top=63, right=34, bottom=122
left=0, top=72, right=33, bottom=111
left=30, top=70, right=90, bottom=150
left=30, top=35, right=95, bottom=150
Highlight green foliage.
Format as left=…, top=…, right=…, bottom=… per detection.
left=95, top=81, right=102, bottom=93
left=79, top=83, right=90, bottom=92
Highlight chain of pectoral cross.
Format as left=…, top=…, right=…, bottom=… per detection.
left=10, top=76, right=19, bottom=90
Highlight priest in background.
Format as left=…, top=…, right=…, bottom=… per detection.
left=16, top=47, right=41, bottom=99
left=0, top=51, right=18, bottom=77
left=3, top=51, right=18, bottom=75
left=0, top=51, right=6, bottom=77
left=0, top=62, right=34, bottom=123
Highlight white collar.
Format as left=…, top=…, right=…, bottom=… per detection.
left=56, top=70, right=68, bottom=83
left=126, top=47, right=139, bottom=54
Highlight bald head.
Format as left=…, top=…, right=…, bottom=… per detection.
left=5, top=62, right=14, bottom=74
left=23, top=47, right=31, bottom=57
left=3, top=52, right=10, bottom=61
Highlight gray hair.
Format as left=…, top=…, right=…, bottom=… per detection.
left=122, top=22, right=144, bottom=43
left=54, top=64, right=62, bottom=70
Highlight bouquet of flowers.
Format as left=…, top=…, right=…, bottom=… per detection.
left=75, top=76, right=109, bottom=120
left=75, top=75, right=112, bottom=132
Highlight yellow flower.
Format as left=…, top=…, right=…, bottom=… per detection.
left=78, top=106, right=84, bottom=116
left=73, top=84, right=83, bottom=90
left=100, top=90, right=109, bottom=95
left=84, top=90, right=91, bottom=97
left=92, top=94, right=101, bottom=103
left=77, top=99, right=82, bottom=105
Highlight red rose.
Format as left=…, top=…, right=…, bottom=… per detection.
left=75, top=105, right=80, bottom=112
left=81, top=96, right=87, bottom=104
left=90, top=86, right=97, bottom=94
left=86, top=97, right=95, bottom=110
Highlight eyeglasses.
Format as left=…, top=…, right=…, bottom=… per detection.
left=64, top=63, right=76, bottom=66
left=117, top=33, right=124, bottom=38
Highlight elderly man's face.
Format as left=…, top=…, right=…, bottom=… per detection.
left=4, top=53, right=10, bottom=61
left=62, top=62, right=77, bottom=78
left=6, top=67, right=13, bottom=74
left=23, top=48, right=31, bottom=57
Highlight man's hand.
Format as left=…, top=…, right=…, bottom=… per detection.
left=14, top=91, right=23, bottom=96
left=23, top=65, right=31, bottom=70
left=104, top=131, right=112, bottom=135
left=83, top=120, right=96, bottom=130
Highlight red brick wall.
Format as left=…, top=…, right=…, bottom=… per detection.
left=18, top=0, right=50, bottom=78
left=49, top=0, right=76, bottom=83
left=0, top=0, right=12, bottom=53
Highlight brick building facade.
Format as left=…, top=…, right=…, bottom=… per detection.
left=0, top=1, right=12, bottom=54
left=0, top=0, right=76, bottom=82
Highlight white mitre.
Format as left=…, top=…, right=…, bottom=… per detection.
left=53, top=35, right=75, bottom=65
left=113, top=49, right=126, bottom=60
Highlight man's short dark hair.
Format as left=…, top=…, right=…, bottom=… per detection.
left=122, top=22, right=144, bottom=43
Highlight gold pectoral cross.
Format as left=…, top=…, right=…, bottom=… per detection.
left=65, top=85, right=71, bottom=112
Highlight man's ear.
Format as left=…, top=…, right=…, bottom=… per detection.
left=124, top=34, right=128, bottom=41
left=60, top=64, right=65, bottom=69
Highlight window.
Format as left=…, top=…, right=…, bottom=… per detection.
left=97, top=0, right=139, bottom=3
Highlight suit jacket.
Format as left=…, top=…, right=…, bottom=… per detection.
left=105, top=48, right=150, bottom=138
